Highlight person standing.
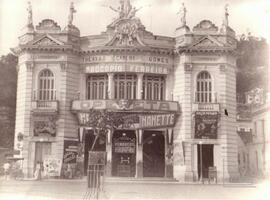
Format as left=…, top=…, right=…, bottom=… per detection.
left=34, top=162, right=41, bottom=180
left=3, top=162, right=11, bottom=180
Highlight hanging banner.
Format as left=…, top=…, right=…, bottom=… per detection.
left=63, top=140, right=78, bottom=164
left=194, top=111, right=218, bottom=139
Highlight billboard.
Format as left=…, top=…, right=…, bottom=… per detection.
left=194, top=111, right=218, bottom=139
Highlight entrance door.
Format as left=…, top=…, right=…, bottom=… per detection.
left=84, top=130, right=106, bottom=175
left=143, top=131, right=165, bottom=177
left=197, top=144, right=214, bottom=179
left=35, top=142, right=51, bottom=169
left=112, top=130, right=136, bottom=177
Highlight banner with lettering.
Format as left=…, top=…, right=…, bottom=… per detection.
left=63, top=140, right=78, bottom=164
left=139, top=114, right=176, bottom=129
left=194, top=111, right=218, bottom=139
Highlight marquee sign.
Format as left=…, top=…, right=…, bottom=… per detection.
left=72, top=99, right=180, bottom=113
left=77, top=112, right=177, bottom=129
left=194, top=111, right=218, bottom=139
left=139, top=114, right=175, bottom=129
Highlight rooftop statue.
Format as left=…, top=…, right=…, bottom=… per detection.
left=68, top=2, right=76, bottom=25
left=223, top=4, right=229, bottom=27
left=27, top=1, right=33, bottom=26
left=177, top=3, right=187, bottom=27
left=109, top=0, right=140, bottom=20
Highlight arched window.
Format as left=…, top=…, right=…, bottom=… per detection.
left=196, top=71, right=212, bottom=103
left=38, top=69, right=55, bottom=100
left=114, top=74, right=137, bottom=99
left=143, top=75, right=165, bottom=100
left=86, top=74, right=108, bottom=100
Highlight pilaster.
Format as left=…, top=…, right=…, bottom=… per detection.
left=137, top=73, right=144, bottom=100
left=136, top=129, right=143, bottom=178
left=107, top=73, right=114, bottom=99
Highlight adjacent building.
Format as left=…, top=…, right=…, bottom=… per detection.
left=12, top=1, right=239, bottom=182
left=237, top=89, right=270, bottom=178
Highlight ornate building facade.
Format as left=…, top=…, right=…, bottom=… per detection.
left=12, top=1, right=239, bottom=182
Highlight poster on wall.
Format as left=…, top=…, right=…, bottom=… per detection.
left=63, top=140, right=78, bottom=164
left=114, top=135, right=136, bottom=154
left=43, top=156, right=62, bottom=177
left=195, top=111, right=218, bottom=139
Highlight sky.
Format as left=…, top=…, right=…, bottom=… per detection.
left=0, top=0, right=270, bottom=55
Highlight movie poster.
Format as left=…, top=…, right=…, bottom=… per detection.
left=195, top=111, right=218, bottom=139
left=43, top=156, right=62, bottom=177
left=63, top=140, right=78, bottom=164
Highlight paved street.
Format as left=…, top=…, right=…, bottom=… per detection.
left=0, top=178, right=268, bottom=200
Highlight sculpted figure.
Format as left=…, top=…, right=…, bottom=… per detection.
left=223, top=4, right=229, bottom=27
left=27, top=1, right=33, bottom=26
left=68, top=2, right=76, bottom=25
left=177, top=3, right=187, bottom=27
left=127, top=6, right=142, bottom=19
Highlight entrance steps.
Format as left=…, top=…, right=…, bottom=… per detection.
left=105, top=177, right=178, bottom=184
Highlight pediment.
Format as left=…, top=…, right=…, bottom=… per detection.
left=191, top=36, right=224, bottom=48
left=31, top=35, right=64, bottom=46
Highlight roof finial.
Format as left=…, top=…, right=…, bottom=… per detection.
left=68, top=2, right=76, bottom=26
left=27, top=1, right=33, bottom=26
left=223, top=4, right=229, bottom=27
left=177, top=2, right=187, bottom=27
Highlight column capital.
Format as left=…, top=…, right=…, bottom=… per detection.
left=137, top=73, right=144, bottom=78
left=107, top=72, right=115, bottom=77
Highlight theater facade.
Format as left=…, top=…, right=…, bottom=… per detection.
left=13, top=1, right=239, bottom=181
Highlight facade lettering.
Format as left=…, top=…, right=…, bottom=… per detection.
left=74, top=100, right=180, bottom=112
left=139, top=114, right=175, bottom=128
left=85, top=64, right=169, bottom=74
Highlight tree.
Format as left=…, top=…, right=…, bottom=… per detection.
left=0, top=53, right=17, bottom=149
left=85, top=109, right=125, bottom=151
left=236, top=34, right=269, bottom=94
left=0, top=53, right=17, bottom=107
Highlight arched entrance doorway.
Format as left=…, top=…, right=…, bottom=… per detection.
left=112, top=130, right=136, bottom=177
left=143, top=131, right=165, bottom=177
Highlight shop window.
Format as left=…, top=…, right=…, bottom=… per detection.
left=142, top=75, right=165, bottom=100
left=86, top=74, right=108, bottom=99
left=38, top=69, right=56, bottom=100
left=196, top=71, right=212, bottom=103
left=114, top=74, right=137, bottom=99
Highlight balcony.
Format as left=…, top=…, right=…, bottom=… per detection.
left=192, top=103, right=220, bottom=112
left=31, top=101, right=59, bottom=115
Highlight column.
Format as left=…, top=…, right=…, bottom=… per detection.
left=165, top=129, right=174, bottom=178
left=106, top=129, right=112, bottom=176
left=214, top=145, right=222, bottom=182
left=79, top=71, right=86, bottom=99
left=107, top=73, right=114, bottom=99
left=136, top=129, right=143, bottom=177
left=137, top=73, right=144, bottom=100
left=193, top=144, right=198, bottom=181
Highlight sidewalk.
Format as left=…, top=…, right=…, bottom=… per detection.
left=0, top=178, right=264, bottom=200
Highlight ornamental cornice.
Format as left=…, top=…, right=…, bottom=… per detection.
left=17, top=45, right=81, bottom=55
left=175, top=47, right=237, bottom=55
left=80, top=46, right=174, bottom=56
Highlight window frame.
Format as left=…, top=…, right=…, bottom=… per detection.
left=196, top=71, right=212, bottom=103
left=38, top=69, right=56, bottom=101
